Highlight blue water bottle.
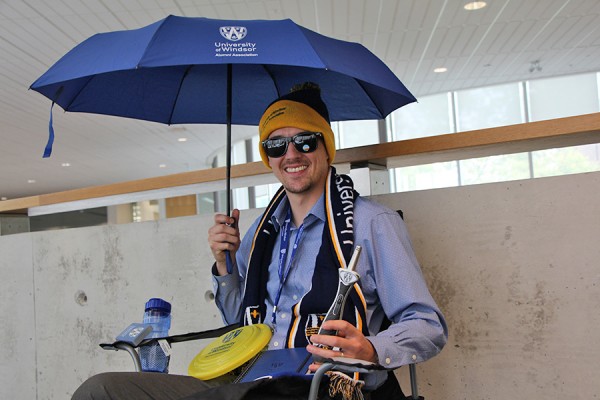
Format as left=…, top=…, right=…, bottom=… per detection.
left=139, top=298, right=171, bottom=373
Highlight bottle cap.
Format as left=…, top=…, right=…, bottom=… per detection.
left=145, top=298, right=171, bottom=313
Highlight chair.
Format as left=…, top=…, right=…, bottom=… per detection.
left=102, top=324, right=423, bottom=399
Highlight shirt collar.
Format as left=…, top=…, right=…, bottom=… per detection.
left=270, top=192, right=326, bottom=231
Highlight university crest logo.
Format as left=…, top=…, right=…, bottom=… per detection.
left=220, top=26, right=247, bottom=41
left=244, top=305, right=262, bottom=325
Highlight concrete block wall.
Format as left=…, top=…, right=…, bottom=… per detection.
left=1, top=171, right=599, bottom=399
left=379, top=172, right=600, bottom=399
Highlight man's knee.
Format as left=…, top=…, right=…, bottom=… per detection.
left=72, top=372, right=128, bottom=399
left=72, top=372, right=210, bottom=400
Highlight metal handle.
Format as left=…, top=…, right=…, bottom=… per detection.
left=317, top=246, right=362, bottom=337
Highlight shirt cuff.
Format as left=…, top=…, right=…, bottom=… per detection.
left=211, top=262, right=223, bottom=276
left=212, top=263, right=239, bottom=293
left=367, top=335, right=420, bottom=369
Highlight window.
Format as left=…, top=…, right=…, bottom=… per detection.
left=211, top=71, right=600, bottom=207
left=528, top=74, right=599, bottom=121
left=337, top=120, right=380, bottom=148
left=392, top=93, right=453, bottom=139
left=394, top=161, right=459, bottom=192
left=460, top=153, right=531, bottom=185
left=455, top=83, right=524, bottom=131
left=529, top=73, right=600, bottom=178
left=533, top=145, right=600, bottom=178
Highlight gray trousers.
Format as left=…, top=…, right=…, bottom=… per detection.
left=71, top=372, right=323, bottom=400
left=72, top=373, right=212, bottom=400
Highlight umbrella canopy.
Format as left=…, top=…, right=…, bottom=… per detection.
left=31, top=15, right=415, bottom=125
left=30, top=15, right=416, bottom=213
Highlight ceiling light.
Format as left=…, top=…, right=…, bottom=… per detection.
left=178, top=137, right=188, bottom=142
left=464, top=1, right=486, bottom=10
left=61, top=162, right=71, bottom=167
left=434, top=67, right=448, bottom=73
left=159, top=164, right=167, bottom=168
left=27, top=179, right=36, bottom=184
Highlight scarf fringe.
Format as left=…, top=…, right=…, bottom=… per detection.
left=327, top=371, right=365, bottom=400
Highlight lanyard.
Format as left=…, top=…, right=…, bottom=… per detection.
left=272, top=208, right=305, bottom=325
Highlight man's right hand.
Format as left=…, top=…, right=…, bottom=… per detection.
left=208, top=208, right=241, bottom=276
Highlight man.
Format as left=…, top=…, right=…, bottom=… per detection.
left=208, top=82, right=447, bottom=398
left=72, top=83, right=446, bottom=400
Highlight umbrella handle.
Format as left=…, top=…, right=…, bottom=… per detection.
left=225, top=251, right=233, bottom=274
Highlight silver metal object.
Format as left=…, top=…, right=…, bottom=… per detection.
left=316, top=246, right=362, bottom=340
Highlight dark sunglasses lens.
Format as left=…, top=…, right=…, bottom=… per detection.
left=263, top=132, right=320, bottom=158
left=264, top=138, right=288, bottom=158
left=293, top=134, right=318, bottom=153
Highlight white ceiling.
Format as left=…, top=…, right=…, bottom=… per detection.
left=1, top=0, right=600, bottom=201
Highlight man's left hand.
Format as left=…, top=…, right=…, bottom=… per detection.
left=306, top=320, right=378, bottom=372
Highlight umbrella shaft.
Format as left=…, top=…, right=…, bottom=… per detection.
left=226, top=64, right=232, bottom=216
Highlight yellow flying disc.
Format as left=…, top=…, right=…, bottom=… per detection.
left=188, top=324, right=272, bottom=380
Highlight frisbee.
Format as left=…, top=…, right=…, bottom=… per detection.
left=188, top=324, right=272, bottom=380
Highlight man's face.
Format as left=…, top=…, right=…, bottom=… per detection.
left=267, top=127, right=330, bottom=197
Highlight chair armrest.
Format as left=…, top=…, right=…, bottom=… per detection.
left=100, top=323, right=240, bottom=349
left=308, top=357, right=385, bottom=400
left=99, top=323, right=241, bottom=371
left=308, top=359, right=422, bottom=400
left=100, top=342, right=143, bottom=371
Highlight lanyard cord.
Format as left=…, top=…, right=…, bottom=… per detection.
left=272, top=208, right=305, bottom=325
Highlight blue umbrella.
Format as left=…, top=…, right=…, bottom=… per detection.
left=31, top=15, right=417, bottom=214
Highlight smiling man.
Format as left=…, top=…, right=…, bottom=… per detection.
left=71, top=83, right=446, bottom=400
left=208, top=83, right=448, bottom=399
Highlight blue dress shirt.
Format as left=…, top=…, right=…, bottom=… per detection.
left=213, top=193, right=447, bottom=388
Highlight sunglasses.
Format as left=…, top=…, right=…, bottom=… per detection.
left=262, top=132, right=323, bottom=158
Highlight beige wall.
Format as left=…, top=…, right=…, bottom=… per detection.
left=1, top=171, right=599, bottom=399
left=379, top=172, right=600, bottom=398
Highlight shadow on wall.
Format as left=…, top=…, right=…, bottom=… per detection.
left=30, top=207, right=108, bottom=232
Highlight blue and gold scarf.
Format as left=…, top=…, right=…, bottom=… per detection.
left=240, top=167, right=369, bottom=350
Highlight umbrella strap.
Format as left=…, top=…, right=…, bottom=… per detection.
left=43, top=102, right=55, bottom=158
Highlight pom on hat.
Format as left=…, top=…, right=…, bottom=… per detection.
left=258, top=83, right=336, bottom=168
left=284, top=82, right=331, bottom=123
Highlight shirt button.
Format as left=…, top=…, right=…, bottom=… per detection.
left=273, top=341, right=279, bottom=347
left=385, top=357, right=391, bottom=365
left=293, top=295, right=298, bottom=300
left=220, top=282, right=227, bottom=287
left=280, top=313, right=287, bottom=319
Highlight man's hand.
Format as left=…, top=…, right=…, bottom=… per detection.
left=306, top=320, right=378, bottom=372
left=207, top=209, right=240, bottom=276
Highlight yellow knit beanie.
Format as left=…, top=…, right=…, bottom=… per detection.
left=258, top=83, right=335, bottom=168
